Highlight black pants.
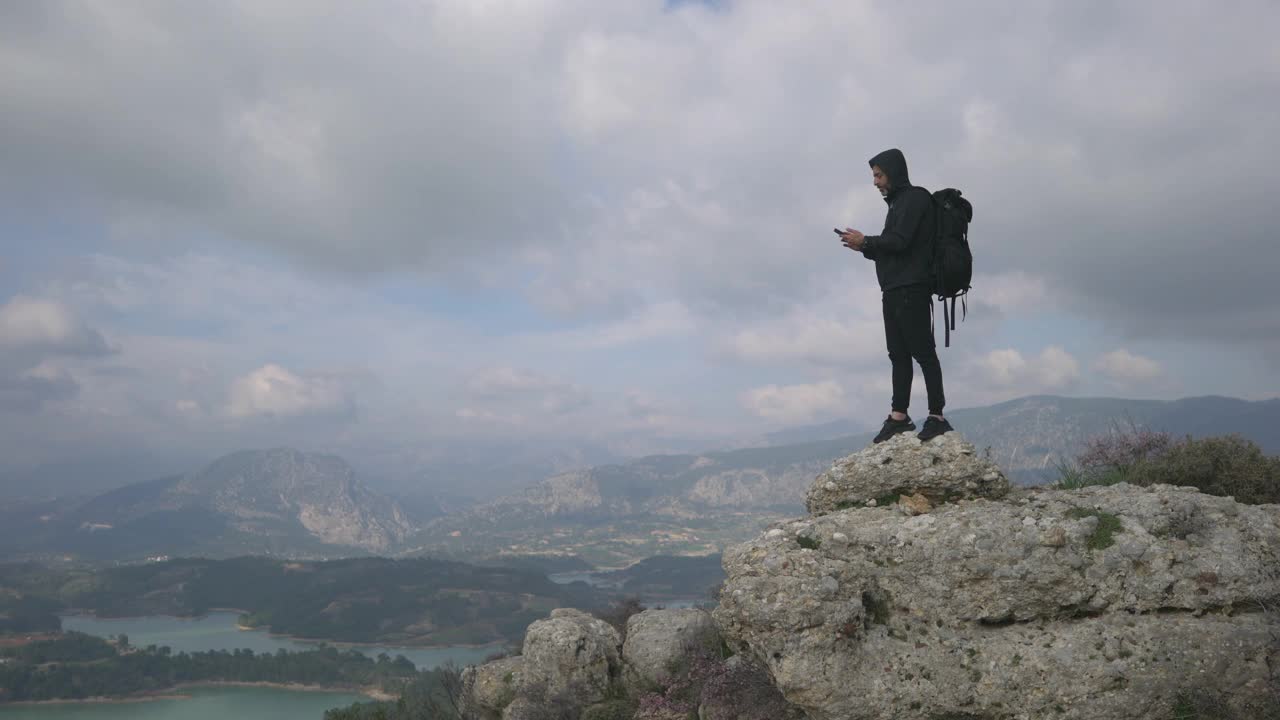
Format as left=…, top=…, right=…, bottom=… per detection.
left=882, top=284, right=945, bottom=416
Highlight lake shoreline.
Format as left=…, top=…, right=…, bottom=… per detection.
left=3, top=681, right=391, bottom=706
left=60, top=610, right=509, bottom=651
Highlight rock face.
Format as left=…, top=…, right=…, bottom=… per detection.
left=460, top=607, right=803, bottom=720
left=179, top=448, right=414, bottom=551
left=715, top=432, right=1280, bottom=720
left=462, top=608, right=624, bottom=718
left=521, top=608, right=622, bottom=704
left=805, top=432, right=1009, bottom=515
left=69, top=448, right=414, bottom=556
left=461, top=656, right=523, bottom=719
left=622, top=608, right=720, bottom=691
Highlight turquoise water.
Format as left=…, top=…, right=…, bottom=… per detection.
left=61, top=612, right=505, bottom=669
left=0, top=686, right=366, bottom=720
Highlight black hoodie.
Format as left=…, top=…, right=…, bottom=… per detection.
left=861, top=148, right=935, bottom=291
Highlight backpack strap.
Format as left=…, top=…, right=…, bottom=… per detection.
left=941, top=292, right=968, bottom=348
left=943, top=297, right=952, bottom=348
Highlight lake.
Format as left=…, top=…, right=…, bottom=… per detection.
left=60, top=612, right=505, bottom=670
left=548, top=572, right=706, bottom=609
left=0, top=613, right=508, bottom=720
left=0, top=686, right=366, bottom=720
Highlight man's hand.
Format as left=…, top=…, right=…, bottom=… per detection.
left=837, top=228, right=866, bottom=250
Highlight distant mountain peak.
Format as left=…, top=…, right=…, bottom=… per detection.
left=49, top=448, right=414, bottom=561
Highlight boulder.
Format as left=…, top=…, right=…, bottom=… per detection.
left=459, top=655, right=523, bottom=720
left=715, top=482, right=1280, bottom=719
left=519, top=607, right=622, bottom=705
left=695, top=654, right=808, bottom=720
left=500, top=696, right=547, bottom=720
left=805, top=432, right=1008, bottom=515
left=622, top=608, right=720, bottom=691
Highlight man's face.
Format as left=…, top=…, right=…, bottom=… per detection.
left=872, top=165, right=890, bottom=197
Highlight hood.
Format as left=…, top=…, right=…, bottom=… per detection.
left=869, top=148, right=911, bottom=197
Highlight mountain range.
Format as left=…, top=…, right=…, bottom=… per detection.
left=403, top=394, right=1280, bottom=563
left=0, top=448, right=413, bottom=561
left=1, top=394, right=1275, bottom=565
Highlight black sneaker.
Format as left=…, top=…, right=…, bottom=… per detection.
left=917, top=416, right=953, bottom=442
left=873, top=414, right=915, bottom=443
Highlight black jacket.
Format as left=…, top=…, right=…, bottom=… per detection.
left=862, top=148, right=935, bottom=291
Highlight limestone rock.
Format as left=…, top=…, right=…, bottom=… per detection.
left=622, top=608, right=720, bottom=691
left=634, top=707, right=690, bottom=720
left=695, top=655, right=808, bottom=720
left=459, top=655, right=523, bottom=720
left=715, top=483, right=1280, bottom=719
left=520, top=607, right=622, bottom=705
left=899, top=492, right=932, bottom=515
left=500, top=696, right=544, bottom=720
left=805, top=432, right=1008, bottom=515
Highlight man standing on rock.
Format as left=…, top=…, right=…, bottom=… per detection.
left=837, top=148, right=953, bottom=443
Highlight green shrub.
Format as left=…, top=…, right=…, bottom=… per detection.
left=796, top=536, right=820, bottom=550
left=1065, top=509, right=1123, bottom=551
left=1054, top=459, right=1132, bottom=489
left=1053, top=421, right=1171, bottom=489
left=1124, top=434, right=1280, bottom=505
left=1054, top=424, right=1279, bottom=505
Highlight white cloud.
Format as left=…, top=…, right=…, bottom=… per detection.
left=741, top=380, right=845, bottom=425
left=455, top=407, right=525, bottom=426
left=724, top=311, right=885, bottom=365
left=534, top=301, right=698, bottom=349
left=1094, top=349, right=1163, bottom=384
left=465, top=366, right=591, bottom=415
left=226, top=363, right=354, bottom=420
left=0, top=296, right=111, bottom=358
left=0, top=362, right=79, bottom=412
left=974, top=345, right=1080, bottom=392
left=0, top=296, right=112, bottom=414
left=468, top=367, right=559, bottom=396
left=3, top=2, right=1280, bottom=484
left=174, top=399, right=203, bottom=417
left=1038, top=346, right=1082, bottom=388
left=971, top=272, right=1049, bottom=315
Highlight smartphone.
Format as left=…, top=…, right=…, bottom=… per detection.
left=833, top=228, right=845, bottom=235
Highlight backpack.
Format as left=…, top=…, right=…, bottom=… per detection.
left=928, top=188, right=973, bottom=347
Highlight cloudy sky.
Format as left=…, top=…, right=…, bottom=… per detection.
left=2, top=1, right=1278, bottom=490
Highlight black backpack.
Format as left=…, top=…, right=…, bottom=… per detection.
left=929, top=188, right=973, bottom=347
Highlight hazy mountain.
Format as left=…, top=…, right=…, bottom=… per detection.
left=6, top=394, right=1275, bottom=566
left=407, top=394, right=1280, bottom=562
left=1, top=448, right=415, bottom=562
left=762, top=395, right=1279, bottom=451
left=922, top=394, right=1279, bottom=484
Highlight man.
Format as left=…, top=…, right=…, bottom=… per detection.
left=837, top=148, right=953, bottom=443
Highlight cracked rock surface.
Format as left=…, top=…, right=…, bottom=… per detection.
left=716, top=433, right=1280, bottom=720
left=805, top=432, right=1010, bottom=515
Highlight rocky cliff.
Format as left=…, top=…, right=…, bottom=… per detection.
left=62, top=448, right=414, bottom=557
left=174, top=448, right=413, bottom=551
left=460, top=607, right=802, bottom=720
left=410, top=396, right=1280, bottom=566
left=459, top=433, right=1280, bottom=719
left=714, top=432, right=1280, bottom=719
